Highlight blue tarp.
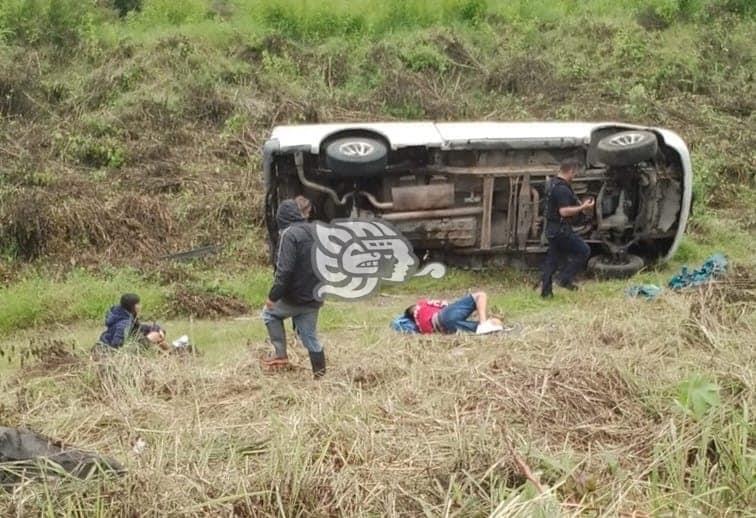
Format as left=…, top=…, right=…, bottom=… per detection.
left=626, top=284, right=662, bottom=300
left=668, top=253, right=728, bottom=290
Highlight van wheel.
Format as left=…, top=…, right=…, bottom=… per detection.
left=596, top=131, right=658, bottom=167
left=325, top=136, right=388, bottom=177
left=588, top=254, right=645, bottom=279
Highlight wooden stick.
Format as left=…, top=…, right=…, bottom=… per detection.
left=504, top=434, right=546, bottom=494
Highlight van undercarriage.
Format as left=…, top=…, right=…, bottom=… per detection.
left=264, top=123, right=690, bottom=275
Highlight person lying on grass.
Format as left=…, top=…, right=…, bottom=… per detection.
left=97, top=293, right=168, bottom=351
left=404, top=291, right=503, bottom=335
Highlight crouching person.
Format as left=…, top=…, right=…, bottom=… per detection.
left=261, top=197, right=326, bottom=377
left=98, top=293, right=168, bottom=351
left=405, top=291, right=503, bottom=335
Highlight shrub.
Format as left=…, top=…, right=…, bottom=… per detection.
left=111, top=0, right=142, bottom=17
left=704, top=0, right=756, bottom=17
left=135, top=0, right=208, bottom=26
left=447, top=0, right=488, bottom=24
left=0, top=0, right=100, bottom=48
left=401, top=43, right=450, bottom=73
left=66, top=135, right=126, bottom=169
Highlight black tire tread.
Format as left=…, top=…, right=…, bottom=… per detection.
left=588, top=254, right=645, bottom=279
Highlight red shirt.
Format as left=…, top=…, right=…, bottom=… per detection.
left=413, top=299, right=447, bottom=334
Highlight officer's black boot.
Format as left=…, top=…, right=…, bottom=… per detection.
left=540, top=278, right=553, bottom=298
left=308, top=350, right=326, bottom=378
left=558, top=281, right=579, bottom=291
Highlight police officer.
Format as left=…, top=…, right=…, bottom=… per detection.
left=541, top=158, right=595, bottom=298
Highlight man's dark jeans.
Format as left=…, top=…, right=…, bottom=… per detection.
left=541, top=229, right=591, bottom=293
left=261, top=300, right=322, bottom=358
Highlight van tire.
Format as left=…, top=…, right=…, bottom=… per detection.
left=588, top=254, right=645, bottom=279
left=325, top=136, right=388, bottom=177
left=596, top=131, right=658, bottom=167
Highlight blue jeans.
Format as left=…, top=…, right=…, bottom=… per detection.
left=541, top=230, right=590, bottom=292
left=436, top=295, right=479, bottom=333
left=261, top=300, right=323, bottom=357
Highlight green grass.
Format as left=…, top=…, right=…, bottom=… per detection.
left=0, top=269, right=165, bottom=333
left=0, top=0, right=754, bottom=514
left=0, top=266, right=753, bottom=515
left=3, top=213, right=750, bottom=337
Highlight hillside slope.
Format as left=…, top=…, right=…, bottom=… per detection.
left=1, top=0, right=754, bottom=273
left=0, top=2, right=754, bottom=516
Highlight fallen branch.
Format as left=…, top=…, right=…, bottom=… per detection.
left=504, top=433, right=546, bottom=494
left=0, top=145, right=23, bottom=159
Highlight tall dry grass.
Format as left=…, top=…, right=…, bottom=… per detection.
left=0, top=272, right=753, bottom=516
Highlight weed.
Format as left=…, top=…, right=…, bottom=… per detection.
left=0, top=4, right=753, bottom=511
left=66, top=134, right=126, bottom=169
left=135, top=0, right=208, bottom=26
left=675, top=375, right=721, bottom=419
left=0, top=266, right=753, bottom=514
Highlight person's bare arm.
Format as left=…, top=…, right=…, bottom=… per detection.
left=146, top=330, right=169, bottom=352
left=472, top=292, right=488, bottom=322
left=559, top=197, right=594, bottom=218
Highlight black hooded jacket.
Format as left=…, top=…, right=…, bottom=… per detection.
left=268, top=200, right=323, bottom=307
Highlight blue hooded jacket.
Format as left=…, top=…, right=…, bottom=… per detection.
left=98, top=306, right=136, bottom=348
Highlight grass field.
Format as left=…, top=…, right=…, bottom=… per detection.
left=1, top=229, right=754, bottom=515
left=0, top=0, right=754, bottom=515
left=1, top=266, right=754, bottom=515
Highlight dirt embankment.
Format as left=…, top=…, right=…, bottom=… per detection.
left=1, top=13, right=754, bottom=275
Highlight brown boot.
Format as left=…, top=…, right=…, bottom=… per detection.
left=260, top=356, right=289, bottom=370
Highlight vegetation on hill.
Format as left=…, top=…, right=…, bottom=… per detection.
left=0, top=0, right=753, bottom=270
left=0, top=0, right=752, bottom=332
left=0, top=1, right=754, bottom=515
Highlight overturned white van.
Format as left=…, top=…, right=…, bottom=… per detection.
left=263, top=121, right=692, bottom=277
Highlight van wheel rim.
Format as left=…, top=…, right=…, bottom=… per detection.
left=339, top=141, right=374, bottom=157
left=609, top=132, right=645, bottom=147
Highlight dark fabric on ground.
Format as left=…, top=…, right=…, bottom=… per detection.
left=0, top=427, right=124, bottom=484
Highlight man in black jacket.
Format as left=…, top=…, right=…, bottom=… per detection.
left=541, top=158, right=595, bottom=298
left=261, top=197, right=326, bottom=377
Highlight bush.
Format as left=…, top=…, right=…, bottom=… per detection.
left=0, top=0, right=100, bottom=47
left=401, top=42, right=450, bottom=72
left=259, top=3, right=364, bottom=39
left=135, top=0, right=208, bottom=26
left=111, top=0, right=142, bottom=17
left=449, top=0, right=488, bottom=23
left=66, top=134, right=126, bottom=169
left=705, top=0, right=756, bottom=16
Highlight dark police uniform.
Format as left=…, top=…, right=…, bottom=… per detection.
left=541, top=177, right=591, bottom=296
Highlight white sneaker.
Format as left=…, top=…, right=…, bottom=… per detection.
left=476, top=320, right=504, bottom=335
left=172, top=335, right=190, bottom=349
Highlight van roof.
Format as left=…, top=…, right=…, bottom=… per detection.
left=269, top=121, right=625, bottom=153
